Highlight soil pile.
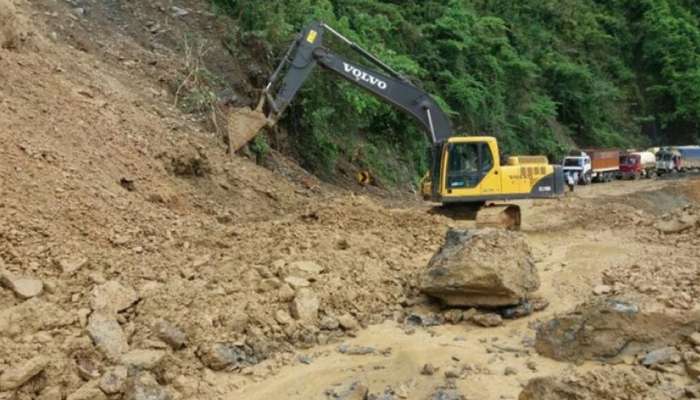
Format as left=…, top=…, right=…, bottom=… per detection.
left=419, top=228, right=539, bottom=307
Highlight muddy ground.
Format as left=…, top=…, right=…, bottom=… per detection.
left=1, top=1, right=700, bottom=399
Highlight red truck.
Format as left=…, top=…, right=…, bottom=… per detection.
left=619, top=151, right=656, bottom=179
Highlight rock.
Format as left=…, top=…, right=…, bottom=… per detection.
left=197, top=343, right=257, bottom=371
left=686, top=384, right=700, bottom=399
left=686, top=361, right=700, bottom=379
left=87, top=312, right=129, bottom=361
left=337, top=313, right=359, bottom=331
left=124, top=372, right=171, bottom=400
left=504, top=366, right=517, bottom=376
left=335, top=382, right=369, bottom=400
left=442, top=309, right=464, bottom=324
left=0, top=356, right=49, bottom=391
left=593, top=284, right=612, bottom=295
left=431, top=388, right=465, bottom=400
left=419, top=229, right=539, bottom=307
left=171, top=6, right=189, bottom=17
left=421, top=363, right=437, bottom=375
left=338, top=344, right=375, bottom=355
left=641, top=347, right=681, bottom=366
left=57, top=257, right=88, bottom=274
left=655, top=214, right=697, bottom=234
left=471, top=313, right=503, bottom=327
left=75, top=353, right=101, bottom=380
left=121, top=349, right=166, bottom=370
left=689, top=332, right=700, bottom=346
left=405, top=312, right=443, bottom=327
left=0, top=269, right=43, bottom=299
left=287, top=261, right=324, bottom=281
left=535, top=297, right=699, bottom=363
left=0, top=299, right=73, bottom=337
left=275, top=310, right=294, bottom=326
left=154, top=320, right=187, bottom=349
left=319, top=315, right=339, bottom=330
left=100, top=366, right=128, bottom=394
left=90, top=281, right=139, bottom=314
left=283, top=276, right=310, bottom=289
left=519, top=367, right=672, bottom=400
left=290, top=288, right=319, bottom=322
left=38, top=386, right=63, bottom=400
left=67, top=382, right=107, bottom=400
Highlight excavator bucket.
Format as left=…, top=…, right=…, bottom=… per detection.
left=227, top=100, right=270, bottom=154
left=476, top=204, right=522, bottom=231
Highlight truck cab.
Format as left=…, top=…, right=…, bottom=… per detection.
left=562, top=153, right=592, bottom=185
left=656, top=149, right=682, bottom=174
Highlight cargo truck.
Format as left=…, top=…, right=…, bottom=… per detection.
left=656, top=146, right=700, bottom=174
left=656, top=148, right=682, bottom=174
left=678, top=146, right=700, bottom=170
left=562, top=149, right=620, bottom=184
left=619, top=151, right=656, bottom=179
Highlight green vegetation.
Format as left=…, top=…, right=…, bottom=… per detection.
left=212, top=0, right=700, bottom=185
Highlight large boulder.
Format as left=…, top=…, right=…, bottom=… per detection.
left=535, top=297, right=700, bottom=363
left=419, top=229, right=539, bottom=307
left=519, top=367, right=674, bottom=400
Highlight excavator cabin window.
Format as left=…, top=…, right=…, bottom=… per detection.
left=446, top=142, right=493, bottom=189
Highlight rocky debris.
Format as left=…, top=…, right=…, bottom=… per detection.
left=0, top=356, right=49, bottom=391
left=421, top=363, right=437, bottom=375
left=154, top=320, right=187, bottom=349
left=290, top=288, right=320, bottom=322
left=124, top=371, right=171, bottom=400
left=641, top=347, right=681, bottom=366
left=405, top=312, right=443, bottom=327
left=328, top=382, right=369, bottom=400
left=0, top=299, right=72, bottom=337
left=320, top=315, right=340, bottom=330
left=338, top=344, right=376, bottom=355
left=442, top=309, right=464, bottom=324
left=75, top=353, right=101, bottom=380
left=121, top=349, right=166, bottom=370
left=57, top=256, right=88, bottom=274
left=67, top=382, right=107, bottom=400
left=471, top=313, right=503, bottom=327
left=197, top=343, right=257, bottom=371
left=100, top=366, right=128, bottom=395
left=535, top=297, right=700, bottom=363
left=689, top=332, right=700, bottom=346
left=431, top=388, right=465, bottom=400
left=592, top=284, right=612, bottom=296
left=87, top=312, right=129, bottom=360
left=284, top=276, right=310, bottom=289
left=419, top=229, right=539, bottom=307
left=338, top=313, right=360, bottom=331
left=654, top=208, right=698, bottom=234
left=286, top=260, right=325, bottom=281
left=0, top=269, right=43, bottom=299
left=519, top=367, right=674, bottom=400
left=38, top=386, right=62, bottom=400
left=90, top=280, right=139, bottom=314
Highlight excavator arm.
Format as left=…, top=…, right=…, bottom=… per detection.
left=260, top=21, right=453, bottom=144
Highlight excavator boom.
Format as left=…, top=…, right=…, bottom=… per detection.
left=227, top=21, right=452, bottom=151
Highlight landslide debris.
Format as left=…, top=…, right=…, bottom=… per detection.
left=519, top=367, right=676, bottom=400
left=535, top=297, right=700, bottom=363
left=419, top=228, right=540, bottom=307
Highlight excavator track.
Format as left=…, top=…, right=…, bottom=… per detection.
left=475, top=204, right=522, bottom=231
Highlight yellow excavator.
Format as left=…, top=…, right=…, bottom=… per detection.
left=229, top=21, right=565, bottom=229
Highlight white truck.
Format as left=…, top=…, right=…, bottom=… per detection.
left=562, top=149, right=620, bottom=185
